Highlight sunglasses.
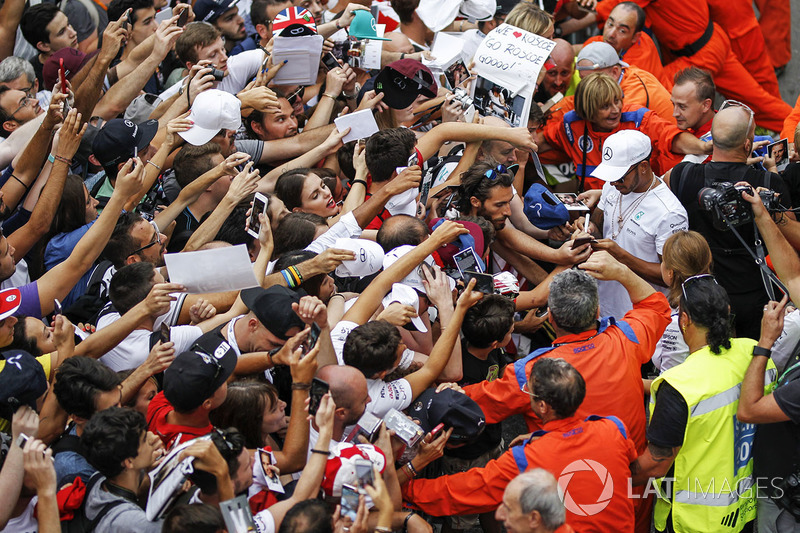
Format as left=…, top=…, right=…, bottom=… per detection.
left=521, top=381, right=543, bottom=402
left=130, top=220, right=161, bottom=256
left=719, top=99, right=754, bottom=133
left=680, top=274, right=718, bottom=302
left=287, top=86, right=305, bottom=106
left=484, top=165, right=509, bottom=180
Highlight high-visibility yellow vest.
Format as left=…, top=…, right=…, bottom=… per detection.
left=650, top=338, right=777, bottom=532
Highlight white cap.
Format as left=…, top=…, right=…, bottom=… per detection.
left=179, top=90, right=242, bottom=146
left=384, top=188, right=418, bottom=217
left=333, top=238, right=385, bottom=278
left=382, top=245, right=456, bottom=293
left=590, top=130, right=652, bottom=182
left=382, top=283, right=427, bottom=332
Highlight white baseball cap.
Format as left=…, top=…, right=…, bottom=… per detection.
left=384, top=188, right=418, bottom=217
left=334, top=238, right=385, bottom=278
left=382, top=283, right=428, bottom=332
left=179, top=90, right=242, bottom=146
left=576, top=41, right=629, bottom=71
left=590, top=130, right=652, bottom=182
left=382, top=245, right=456, bottom=294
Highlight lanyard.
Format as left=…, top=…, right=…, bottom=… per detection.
left=227, top=316, right=244, bottom=356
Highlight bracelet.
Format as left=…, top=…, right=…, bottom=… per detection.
left=403, top=512, right=415, bottom=532
left=288, top=265, right=304, bottom=283
left=52, top=154, right=72, bottom=165
left=752, top=346, right=772, bottom=358
left=351, top=179, right=367, bottom=188
left=375, top=528, right=392, bottom=533
left=147, top=160, right=163, bottom=171
left=342, top=83, right=360, bottom=99
left=310, top=448, right=329, bottom=455
left=265, top=350, right=273, bottom=367
left=406, top=461, right=418, bottom=477
left=291, top=382, right=311, bottom=390
left=281, top=268, right=298, bottom=288
left=47, top=153, right=55, bottom=164
left=10, top=174, right=29, bottom=191
left=322, top=93, right=337, bottom=100
left=329, top=293, right=345, bottom=301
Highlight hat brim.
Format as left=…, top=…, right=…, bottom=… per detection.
left=590, top=162, right=631, bottom=182
left=135, top=119, right=159, bottom=151
left=349, top=33, right=391, bottom=41
left=179, top=124, right=219, bottom=146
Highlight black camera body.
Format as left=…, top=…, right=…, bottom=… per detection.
left=698, top=182, right=778, bottom=231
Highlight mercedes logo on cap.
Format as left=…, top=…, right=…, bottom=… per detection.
left=603, top=147, right=613, bottom=160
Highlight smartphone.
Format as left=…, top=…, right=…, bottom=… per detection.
left=345, top=412, right=382, bottom=443
left=155, top=7, right=173, bottom=24
left=16, top=433, right=29, bottom=449
left=535, top=306, right=549, bottom=318
left=453, top=247, right=482, bottom=278
left=322, top=52, right=340, bottom=71
left=463, top=271, right=494, bottom=295
left=54, top=298, right=63, bottom=316
left=247, top=192, right=268, bottom=238
left=122, top=9, right=132, bottom=30
left=430, top=422, right=445, bottom=439
left=571, top=236, right=594, bottom=249
left=59, top=58, right=67, bottom=92
left=353, top=458, right=374, bottom=488
left=177, top=7, right=189, bottom=27
left=340, top=484, right=359, bottom=521
left=160, top=322, right=171, bottom=344
left=211, top=68, right=225, bottom=81
left=304, top=322, right=321, bottom=354
left=407, top=151, right=420, bottom=167
left=308, top=377, right=329, bottom=416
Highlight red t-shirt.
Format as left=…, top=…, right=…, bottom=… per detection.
left=146, top=391, right=214, bottom=448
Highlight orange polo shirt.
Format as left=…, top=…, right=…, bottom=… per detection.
left=584, top=34, right=667, bottom=88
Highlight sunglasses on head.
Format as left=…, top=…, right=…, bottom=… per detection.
left=680, top=274, right=718, bottom=302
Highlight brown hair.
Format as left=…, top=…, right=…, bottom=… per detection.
left=574, top=73, right=623, bottom=123
left=662, top=230, right=713, bottom=307
left=176, top=22, right=221, bottom=65
left=209, top=380, right=279, bottom=449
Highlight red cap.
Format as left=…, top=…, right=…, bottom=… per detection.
left=0, top=288, right=21, bottom=321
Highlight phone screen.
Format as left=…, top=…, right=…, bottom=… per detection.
left=160, top=322, right=170, bottom=343
left=322, top=52, right=339, bottom=71
left=454, top=247, right=482, bottom=277
left=340, top=485, right=359, bottom=520
left=54, top=298, right=63, bottom=316
left=304, top=322, right=321, bottom=354
left=177, top=8, right=189, bottom=27
left=309, top=378, right=329, bottom=415
left=247, top=193, right=268, bottom=238
left=354, top=459, right=374, bottom=487
left=463, top=271, right=494, bottom=295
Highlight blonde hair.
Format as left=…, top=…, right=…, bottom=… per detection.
left=505, top=2, right=553, bottom=36
left=574, top=73, right=623, bottom=123
left=662, top=230, right=713, bottom=307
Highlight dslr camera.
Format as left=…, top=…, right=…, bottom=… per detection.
left=698, top=182, right=779, bottom=231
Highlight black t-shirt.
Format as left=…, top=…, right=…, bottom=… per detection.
left=647, top=381, right=688, bottom=449
left=781, top=163, right=800, bottom=209
left=670, top=161, right=791, bottom=294
left=444, top=345, right=506, bottom=461
left=753, top=360, right=800, bottom=484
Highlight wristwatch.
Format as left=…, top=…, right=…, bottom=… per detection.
left=342, top=82, right=361, bottom=99
left=752, top=346, right=772, bottom=358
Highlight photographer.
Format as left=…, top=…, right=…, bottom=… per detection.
left=666, top=103, right=793, bottom=339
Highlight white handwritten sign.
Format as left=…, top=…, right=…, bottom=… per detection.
left=472, top=24, right=555, bottom=92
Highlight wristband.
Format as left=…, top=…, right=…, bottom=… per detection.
left=403, top=512, right=415, bottom=532
left=291, top=382, right=311, bottom=390
left=752, top=346, right=772, bottom=358
left=322, top=93, right=337, bottom=100
left=310, top=448, right=329, bottom=455
left=147, top=160, right=163, bottom=171
left=52, top=154, right=72, bottom=166
left=288, top=265, right=304, bottom=283
left=406, top=461, right=418, bottom=477
left=351, top=179, right=367, bottom=188
left=47, top=153, right=55, bottom=164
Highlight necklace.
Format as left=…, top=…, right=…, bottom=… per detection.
left=612, top=176, right=658, bottom=239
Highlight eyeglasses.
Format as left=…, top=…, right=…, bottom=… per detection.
left=680, top=273, right=718, bottom=302
left=484, top=165, right=509, bottom=180
left=521, top=381, right=543, bottom=402
left=719, top=99, right=754, bottom=132
left=130, top=220, right=161, bottom=256
left=10, top=96, right=36, bottom=119
left=287, top=86, right=305, bottom=106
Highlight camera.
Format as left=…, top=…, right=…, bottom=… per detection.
left=384, top=409, right=424, bottom=447
left=452, top=87, right=473, bottom=109
left=697, top=182, right=778, bottom=231
left=211, top=68, right=225, bottom=81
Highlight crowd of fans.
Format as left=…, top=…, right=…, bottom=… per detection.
left=0, top=0, right=798, bottom=531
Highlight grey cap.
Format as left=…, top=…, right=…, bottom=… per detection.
left=576, top=41, right=629, bottom=71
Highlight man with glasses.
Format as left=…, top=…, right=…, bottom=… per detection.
left=586, top=130, right=687, bottom=318
left=666, top=103, right=793, bottom=339
left=0, top=86, right=44, bottom=138
left=402, top=357, right=639, bottom=532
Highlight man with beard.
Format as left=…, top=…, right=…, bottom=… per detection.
left=193, top=0, right=247, bottom=53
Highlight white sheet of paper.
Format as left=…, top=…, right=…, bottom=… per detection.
left=164, top=245, right=258, bottom=294
left=472, top=24, right=555, bottom=92
left=429, top=32, right=463, bottom=69
left=271, top=35, right=324, bottom=85
left=362, top=24, right=385, bottom=70
left=334, top=108, right=380, bottom=143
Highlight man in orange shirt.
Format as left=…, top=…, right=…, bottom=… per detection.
left=706, top=0, right=780, bottom=98
left=461, top=251, right=669, bottom=533
left=402, top=357, right=638, bottom=533
left=576, top=41, right=675, bottom=125
left=670, top=67, right=715, bottom=139
left=584, top=2, right=666, bottom=86
left=596, top=0, right=790, bottom=132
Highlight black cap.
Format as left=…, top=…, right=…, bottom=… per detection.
left=407, top=388, right=486, bottom=443
left=496, top=0, right=517, bottom=16
left=241, top=286, right=306, bottom=340
left=163, top=347, right=236, bottom=412
left=373, top=59, right=438, bottom=110
left=92, top=118, right=158, bottom=167
left=0, top=350, right=48, bottom=418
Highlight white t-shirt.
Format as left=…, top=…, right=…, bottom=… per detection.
left=652, top=309, right=690, bottom=373
left=0, top=496, right=37, bottom=533
left=770, top=309, right=800, bottom=373
left=597, top=179, right=688, bottom=318
left=159, top=49, right=265, bottom=100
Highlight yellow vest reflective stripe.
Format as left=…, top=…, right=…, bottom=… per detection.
left=650, top=338, right=777, bottom=532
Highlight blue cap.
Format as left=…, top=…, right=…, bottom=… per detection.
left=523, top=184, right=569, bottom=229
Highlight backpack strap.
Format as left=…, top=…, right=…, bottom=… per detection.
left=585, top=414, right=628, bottom=439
